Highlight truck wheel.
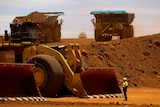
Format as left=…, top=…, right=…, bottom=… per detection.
left=129, top=25, right=134, bottom=38
left=26, top=55, right=64, bottom=97
left=121, top=26, right=127, bottom=39
left=122, top=25, right=134, bottom=39
left=122, top=26, right=130, bottom=39
left=53, top=26, right=61, bottom=42
left=95, top=29, right=101, bottom=41
left=41, top=28, right=52, bottom=42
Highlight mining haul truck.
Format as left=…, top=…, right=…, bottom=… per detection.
left=91, top=10, right=135, bottom=41
left=0, top=19, right=122, bottom=98
left=12, top=11, right=64, bottom=42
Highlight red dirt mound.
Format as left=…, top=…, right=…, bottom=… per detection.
left=80, top=34, right=160, bottom=88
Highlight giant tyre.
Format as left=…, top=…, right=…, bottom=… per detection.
left=129, top=25, right=134, bottom=38
left=41, top=28, right=53, bottom=42
left=52, top=26, right=61, bottom=42
left=95, top=29, right=102, bottom=41
left=121, top=26, right=127, bottom=39
left=26, top=55, right=64, bottom=97
left=122, top=25, right=134, bottom=39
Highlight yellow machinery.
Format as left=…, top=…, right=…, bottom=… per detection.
left=12, top=11, right=64, bottom=42
left=91, top=10, right=135, bottom=41
left=0, top=20, right=121, bottom=97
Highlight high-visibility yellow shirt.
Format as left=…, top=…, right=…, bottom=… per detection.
left=123, top=81, right=128, bottom=87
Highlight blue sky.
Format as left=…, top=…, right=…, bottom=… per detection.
left=0, top=0, right=160, bottom=38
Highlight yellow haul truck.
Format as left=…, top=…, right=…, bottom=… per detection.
left=12, top=11, right=64, bottom=42
left=91, top=10, right=135, bottom=41
left=0, top=19, right=121, bottom=98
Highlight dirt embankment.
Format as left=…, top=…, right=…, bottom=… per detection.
left=1, top=34, right=160, bottom=107
left=80, top=34, right=160, bottom=88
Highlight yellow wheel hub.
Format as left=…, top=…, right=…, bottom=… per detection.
left=33, top=67, right=46, bottom=88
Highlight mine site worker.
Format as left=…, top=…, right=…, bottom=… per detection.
left=123, top=77, right=128, bottom=101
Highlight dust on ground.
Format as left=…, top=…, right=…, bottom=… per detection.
left=0, top=88, right=160, bottom=107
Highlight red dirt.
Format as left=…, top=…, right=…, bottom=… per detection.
left=80, top=34, right=160, bottom=88
left=48, top=34, right=160, bottom=88
left=0, top=34, right=160, bottom=107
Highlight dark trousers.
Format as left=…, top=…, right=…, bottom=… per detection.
left=123, top=87, right=128, bottom=101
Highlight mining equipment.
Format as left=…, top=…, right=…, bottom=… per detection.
left=0, top=15, right=121, bottom=98
left=79, top=32, right=87, bottom=38
left=12, top=11, right=64, bottom=42
left=91, top=10, right=135, bottom=41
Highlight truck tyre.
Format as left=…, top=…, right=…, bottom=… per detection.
left=26, top=55, right=64, bottom=97
left=121, top=26, right=127, bottom=39
left=122, top=25, right=134, bottom=39
left=53, top=26, right=61, bottom=42
left=95, top=29, right=101, bottom=41
left=126, top=26, right=130, bottom=38
left=41, top=28, right=52, bottom=42
left=129, top=25, right=134, bottom=38
left=122, top=26, right=129, bottom=39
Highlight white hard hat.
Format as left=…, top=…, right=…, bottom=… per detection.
left=123, top=77, right=127, bottom=80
